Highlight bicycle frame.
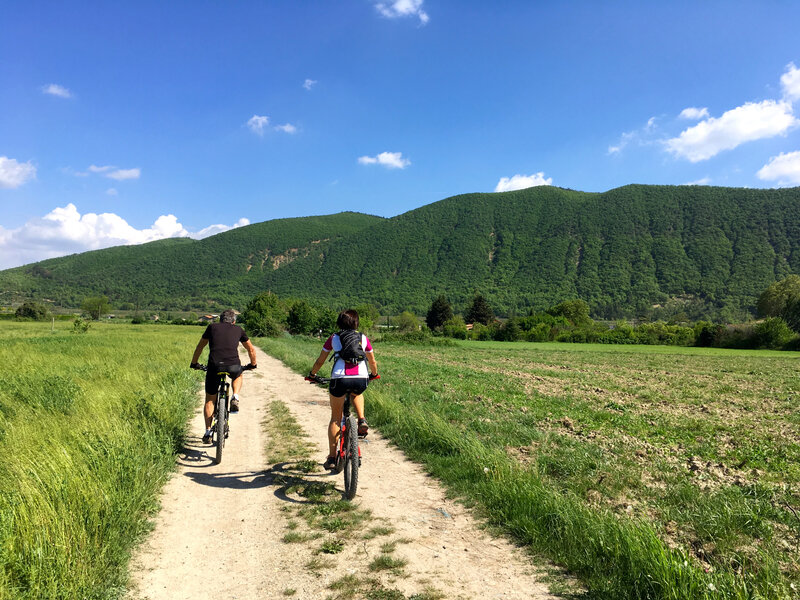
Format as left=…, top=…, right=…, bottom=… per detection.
left=336, top=392, right=362, bottom=467
left=308, top=376, right=362, bottom=499
left=212, top=371, right=231, bottom=464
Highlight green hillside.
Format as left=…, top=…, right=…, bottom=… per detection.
left=2, top=185, right=799, bottom=318
left=0, top=212, right=384, bottom=310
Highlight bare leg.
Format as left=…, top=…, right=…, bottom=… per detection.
left=351, top=394, right=365, bottom=420
left=204, top=393, right=216, bottom=429
left=232, top=374, right=244, bottom=396
left=328, top=394, right=344, bottom=457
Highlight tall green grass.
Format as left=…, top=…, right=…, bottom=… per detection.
left=0, top=322, right=202, bottom=599
left=257, top=336, right=799, bottom=600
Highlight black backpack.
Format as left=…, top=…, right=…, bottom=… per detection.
left=335, top=329, right=366, bottom=365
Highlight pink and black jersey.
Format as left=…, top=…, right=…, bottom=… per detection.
left=323, top=332, right=373, bottom=379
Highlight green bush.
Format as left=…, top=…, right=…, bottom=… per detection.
left=241, top=291, right=286, bottom=337
left=752, top=317, right=796, bottom=349
left=14, top=301, right=49, bottom=321
left=442, top=315, right=467, bottom=339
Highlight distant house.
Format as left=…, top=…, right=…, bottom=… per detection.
left=151, top=314, right=159, bottom=321
left=199, top=314, right=219, bottom=323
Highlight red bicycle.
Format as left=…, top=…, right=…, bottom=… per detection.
left=305, top=375, right=376, bottom=499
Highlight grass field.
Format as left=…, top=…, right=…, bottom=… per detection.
left=257, top=336, right=800, bottom=600
left=0, top=322, right=203, bottom=600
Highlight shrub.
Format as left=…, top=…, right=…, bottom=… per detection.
left=72, top=317, right=91, bottom=334
left=752, top=317, right=795, bottom=349
left=470, top=323, right=493, bottom=341
left=241, top=292, right=286, bottom=337
left=15, top=301, right=49, bottom=321
left=394, top=311, right=419, bottom=333
left=442, top=315, right=467, bottom=339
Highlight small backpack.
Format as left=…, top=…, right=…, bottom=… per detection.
left=335, top=329, right=366, bottom=365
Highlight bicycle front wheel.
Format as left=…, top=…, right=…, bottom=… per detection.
left=343, top=414, right=359, bottom=500
left=215, top=394, right=226, bottom=464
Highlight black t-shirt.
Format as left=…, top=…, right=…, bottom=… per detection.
left=202, top=322, right=249, bottom=366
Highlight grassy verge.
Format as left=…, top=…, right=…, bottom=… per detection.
left=256, top=335, right=800, bottom=600
left=262, top=399, right=444, bottom=600
left=0, top=322, right=203, bottom=599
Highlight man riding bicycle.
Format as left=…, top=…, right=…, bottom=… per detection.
left=190, top=309, right=257, bottom=444
left=307, top=309, right=378, bottom=470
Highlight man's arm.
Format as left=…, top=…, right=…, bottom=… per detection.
left=191, top=338, right=208, bottom=364
left=366, top=352, right=378, bottom=376
left=243, top=339, right=257, bottom=366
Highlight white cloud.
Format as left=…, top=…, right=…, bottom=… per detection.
left=275, top=123, right=297, bottom=134
left=106, top=188, right=118, bottom=196
left=106, top=168, right=140, bottom=180
left=494, top=172, right=552, bottom=192
left=80, top=164, right=139, bottom=180
left=679, top=107, right=710, bottom=120
left=608, top=117, right=659, bottom=154
left=0, top=156, right=36, bottom=189
left=781, top=62, right=800, bottom=101
left=375, top=0, right=429, bottom=24
left=757, top=151, right=800, bottom=185
left=358, top=151, right=411, bottom=169
left=42, top=83, right=72, bottom=99
left=0, top=205, right=250, bottom=269
left=665, top=100, right=798, bottom=162
left=682, top=177, right=712, bottom=186
left=247, top=115, right=269, bottom=135
left=303, top=79, right=317, bottom=91
left=194, top=218, right=250, bottom=239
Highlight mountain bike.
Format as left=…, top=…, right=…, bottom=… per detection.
left=306, top=375, right=375, bottom=500
left=192, top=364, right=255, bottom=464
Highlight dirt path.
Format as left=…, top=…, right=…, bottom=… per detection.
left=128, top=347, right=556, bottom=599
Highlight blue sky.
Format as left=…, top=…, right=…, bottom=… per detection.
left=2, top=1, right=800, bottom=269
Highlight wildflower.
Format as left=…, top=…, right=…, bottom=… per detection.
left=708, top=583, right=716, bottom=592
left=483, top=467, right=490, bottom=474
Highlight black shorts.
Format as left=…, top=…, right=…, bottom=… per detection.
left=329, top=378, right=368, bottom=398
left=205, top=363, right=243, bottom=395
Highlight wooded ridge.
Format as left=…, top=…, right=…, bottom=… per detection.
left=2, top=184, right=799, bottom=319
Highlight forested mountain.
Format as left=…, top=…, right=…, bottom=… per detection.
left=2, top=185, right=799, bottom=319
left=0, top=212, right=384, bottom=310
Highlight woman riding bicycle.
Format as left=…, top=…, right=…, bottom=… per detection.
left=308, top=309, right=378, bottom=470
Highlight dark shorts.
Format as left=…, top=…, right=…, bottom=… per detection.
left=205, top=363, right=243, bottom=395
left=329, top=377, right=368, bottom=398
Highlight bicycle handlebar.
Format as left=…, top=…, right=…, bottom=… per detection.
left=305, top=373, right=380, bottom=384
left=191, top=363, right=257, bottom=372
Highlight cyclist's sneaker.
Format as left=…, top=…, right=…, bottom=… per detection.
left=230, top=395, right=240, bottom=413
left=323, top=456, right=337, bottom=470
left=358, top=418, right=369, bottom=437
left=202, top=429, right=212, bottom=444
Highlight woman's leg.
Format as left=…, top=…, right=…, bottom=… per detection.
left=351, top=393, right=365, bottom=420
left=328, top=394, right=345, bottom=457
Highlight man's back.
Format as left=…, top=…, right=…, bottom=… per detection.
left=203, top=322, right=248, bottom=365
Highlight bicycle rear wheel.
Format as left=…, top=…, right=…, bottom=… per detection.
left=215, top=392, right=226, bottom=464
left=343, top=414, right=359, bottom=499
